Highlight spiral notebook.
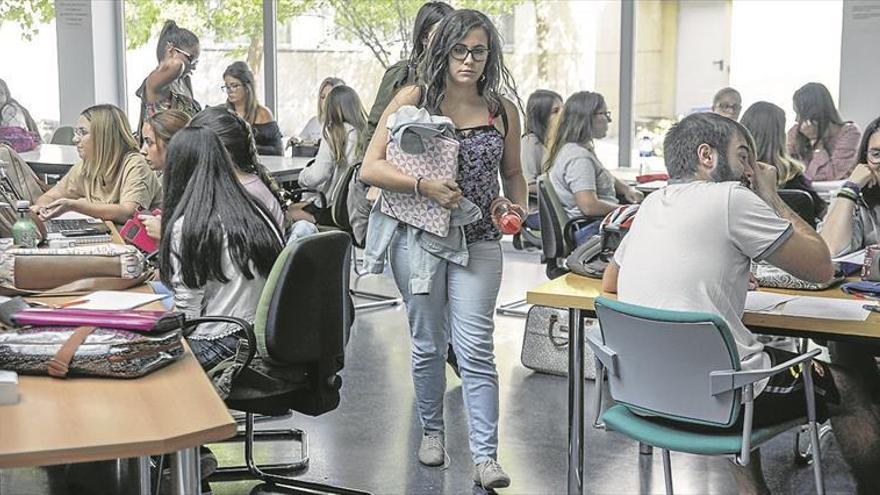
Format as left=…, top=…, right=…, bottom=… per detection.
left=380, top=137, right=459, bottom=237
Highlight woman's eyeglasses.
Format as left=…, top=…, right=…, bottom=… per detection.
left=868, top=149, right=880, bottom=165
left=221, top=83, right=243, bottom=94
left=450, top=44, right=489, bottom=62
left=595, top=110, right=612, bottom=121
left=73, top=127, right=89, bottom=138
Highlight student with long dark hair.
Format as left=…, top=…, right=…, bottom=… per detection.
left=159, top=126, right=282, bottom=369
left=190, top=106, right=286, bottom=228
left=34, top=104, right=161, bottom=223
left=741, top=101, right=824, bottom=218
left=787, top=82, right=861, bottom=181
left=223, top=61, right=283, bottom=155
left=815, top=116, right=880, bottom=493
left=136, top=20, right=202, bottom=141
left=361, top=1, right=455, bottom=151
left=289, top=85, right=366, bottom=225
left=544, top=91, right=643, bottom=245
left=362, top=9, right=527, bottom=489
left=522, top=89, right=562, bottom=193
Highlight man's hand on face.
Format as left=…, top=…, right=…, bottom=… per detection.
left=744, top=159, right=780, bottom=202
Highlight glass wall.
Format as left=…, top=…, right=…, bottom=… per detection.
left=0, top=17, right=60, bottom=141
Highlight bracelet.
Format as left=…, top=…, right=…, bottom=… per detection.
left=836, top=187, right=858, bottom=202
left=414, top=177, right=423, bottom=197
left=843, top=181, right=862, bottom=195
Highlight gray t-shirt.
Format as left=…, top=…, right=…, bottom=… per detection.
left=613, top=182, right=793, bottom=395
left=520, top=133, right=545, bottom=187
left=548, top=142, right=617, bottom=219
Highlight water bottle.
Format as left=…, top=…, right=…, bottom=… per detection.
left=12, top=200, right=40, bottom=248
left=638, top=135, right=654, bottom=176
left=490, top=197, right=524, bottom=235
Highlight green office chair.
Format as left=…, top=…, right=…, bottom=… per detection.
left=588, top=297, right=825, bottom=495
left=186, top=231, right=367, bottom=494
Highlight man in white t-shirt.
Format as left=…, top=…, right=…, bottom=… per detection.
left=602, top=112, right=880, bottom=493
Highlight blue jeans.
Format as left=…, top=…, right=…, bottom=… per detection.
left=574, top=220, right=601, bottom=247
left=389, top=232, right=503, bottom=464
left=189, top=332, right=243, bottom=370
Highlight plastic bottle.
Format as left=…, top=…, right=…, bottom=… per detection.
left=12, top=200, right=40, bottom=248
left=638, top=135, right=654, bottom=176
left=490, top=197, right=524, bottom=235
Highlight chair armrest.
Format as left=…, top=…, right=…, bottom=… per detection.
left=709, top=348, right=821, bottom=397
left=183, top=316, right=257, bottom=370
left=563, top=216, right=600, bottom=250
left=585, top=327, right=618, bottom=375
left=288, top=187, right=327, bottom=207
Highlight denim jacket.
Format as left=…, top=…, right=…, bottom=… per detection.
left=363, top=197, right=482, bottom=294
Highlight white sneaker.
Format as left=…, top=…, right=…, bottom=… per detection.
left=474, top=459, right=511, bottom=489
left=418, top=432, right=445, bottom=466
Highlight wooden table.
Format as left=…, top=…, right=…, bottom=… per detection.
left=526, top=272, right=880, bottom=495
left=19, top=144, right=78, bottom=177
left=260, top=154, right=310, bottom=182
left=0, top=292, right=237, bottom=494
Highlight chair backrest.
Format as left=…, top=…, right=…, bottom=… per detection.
left=594, top=297, right=742, bottom=428
left=778, top=189, right=816, bottom=228
left=50, top=126, right=74, bottom=145
left=538, top=175, right=567, bottom=262
left=253, top=231, right=352, bottom=366
left=329, top=163, right=357, bottom=234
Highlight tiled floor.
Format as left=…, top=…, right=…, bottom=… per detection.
left=0, top=242, right=858, bottom=494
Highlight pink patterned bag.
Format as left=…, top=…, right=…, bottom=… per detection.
left=381, top=136, right=459, bottom=236
left=0, top=127, right=38, bottom=153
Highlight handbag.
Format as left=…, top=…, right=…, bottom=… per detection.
left=0, top=243, right=148, bottom=294
left=521, top=305, right=597, bottom=380
left=0, top=325, right=184, bottom=378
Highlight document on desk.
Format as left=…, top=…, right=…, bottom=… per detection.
left=780, top=296, right=871, bottom=321
left=832, top=249, right=866, bottom=266
left=745, top=292, right=798, bottom=313
left=67, top=291, right=168, bottom=310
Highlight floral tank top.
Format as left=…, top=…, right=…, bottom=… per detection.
left=455, top=117, right=505, bottom=244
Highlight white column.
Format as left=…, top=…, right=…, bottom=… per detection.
left=839, top=0, right=880, bottom=130
left=54, top=0, right=127, bottom=126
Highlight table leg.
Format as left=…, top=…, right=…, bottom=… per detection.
left=169, top=447, right=201, bottom=495
left=137, top=456, right=152, bottom=495
left=568, top=308, right=585, bottom=495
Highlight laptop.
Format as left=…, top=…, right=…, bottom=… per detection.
left=45, top=215, right=111, bottom=237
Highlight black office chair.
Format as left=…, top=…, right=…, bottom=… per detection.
left=779, top=189, right=817, bottom=228
left=187, top=231, right=367, bottom=494
left=49, top=126, right=74, bottom=145
left=320, top=163, right=402, bottom=311
left=538, top=176, right=602, bottom=279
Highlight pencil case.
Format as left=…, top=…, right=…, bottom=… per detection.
left=0, top=244, right=146, bottom=292
left=10, top=308, right=184, bottom=333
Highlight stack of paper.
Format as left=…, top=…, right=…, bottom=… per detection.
left=745, top=292, right=871, bottom=321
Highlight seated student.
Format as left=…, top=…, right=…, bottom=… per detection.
left=0, top=78, right=39, bottom=135
left=522, top=89, right=562, bottom=195
left=189, top=106, right=286, bottom=229
left=741, top=101, right=825, bottom=218
left=159, top=126, right=282, bottom=370
left=288, top=85, right=365, bottom=226
left=544, top=91, right=643, bottom=245
left=787, top=82, right=861, bottom=181
left=223, top=61, right=283, bottom=156
left=711, top=87, right=742, bottom=121
left=603, top=112, right=880, bottom=494
left=33, top=104, right=161, bottom=224
left=138, top=109, right=190, bottom=240
left=135, top=20, right=201, bottom=141
left=296, top=77, right=345, bottom=143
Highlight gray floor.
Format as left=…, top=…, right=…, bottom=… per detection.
left=0, top=243, right=858, bottom=494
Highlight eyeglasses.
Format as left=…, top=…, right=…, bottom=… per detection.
left=221, top=83, right=243, bottom=94
left=450, top=44, right=489, bottom=62
left=595, top=110, right=612, bottom=121
left=73, top=127, right=89, bottom=138
left=172, top=46, right=198, bottom=68
left=868, top=149, right=880, bottom=164
left=716, top=103, right=741, bottom=112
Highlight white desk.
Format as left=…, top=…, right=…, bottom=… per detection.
left=259, top=154, right=311, bottom=182
left=20, top=144, right=78, bottom=176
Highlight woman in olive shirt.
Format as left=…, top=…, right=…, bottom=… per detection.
left=34, top=104, right=162, bottom=224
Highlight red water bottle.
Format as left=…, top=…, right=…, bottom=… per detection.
left=490, top=197, right=525, bottom=235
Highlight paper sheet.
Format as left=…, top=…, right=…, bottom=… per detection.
left=744, top=292, right=798, bottom=313
left=780, top=296, right=871, bottom=321
left=833, top=249, right=866, bottom=265
left=67, top=291, right=168, bottom=310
